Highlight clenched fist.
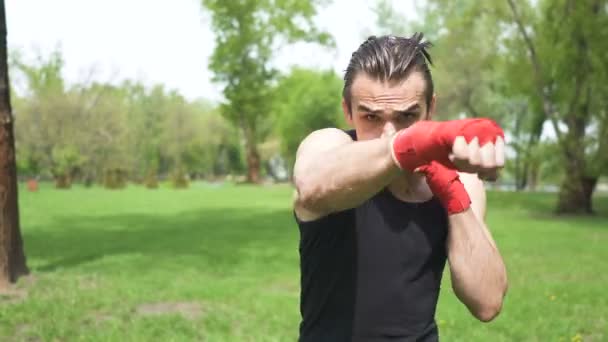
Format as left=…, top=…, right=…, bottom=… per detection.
left=391, top=118, right=505, bottom=181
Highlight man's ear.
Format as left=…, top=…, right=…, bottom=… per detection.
left=426, top=93, right=437, bottom=120
left=342, top=98, right=354, bottom=126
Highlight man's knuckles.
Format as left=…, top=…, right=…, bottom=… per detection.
left=456, top=118, right=505, bottom=146
left=480, top=144, right=497, bottom=168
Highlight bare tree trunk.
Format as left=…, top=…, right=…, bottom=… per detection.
left=0, top=0, right=28, bottom=290
left=243, top=124, right=261, bottom=183
left=54, top=173, right=72, bottom=189
left=556, top=159, right=597, bottom=214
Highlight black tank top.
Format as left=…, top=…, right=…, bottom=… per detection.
left=296, top=130, right=449, bottom=342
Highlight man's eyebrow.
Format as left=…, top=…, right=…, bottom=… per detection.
left=357, top=104, right=383, bottom=114
left=395, top=103, right=421, bottom=113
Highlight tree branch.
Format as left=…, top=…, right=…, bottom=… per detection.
left=506, top=0, right=566, bottom=147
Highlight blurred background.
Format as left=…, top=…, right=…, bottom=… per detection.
left=1, top=0, right=607, bottom=341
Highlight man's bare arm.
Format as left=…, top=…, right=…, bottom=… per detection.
left=293, top=128, right=400, bottom=221
left=447, top=173, right=508, bottom=322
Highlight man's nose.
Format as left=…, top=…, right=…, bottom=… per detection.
left=383, top=121, right=397, bottom=136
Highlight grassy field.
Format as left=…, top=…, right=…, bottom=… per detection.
left=1, top=182, right=607, bottom=341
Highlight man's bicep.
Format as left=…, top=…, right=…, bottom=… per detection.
left=292, top=128, right=353, bottom=221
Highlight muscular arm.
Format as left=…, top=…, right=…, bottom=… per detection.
left=293, top=128, right=400, bottom=221
left=447, top=173, right=508, bottom=322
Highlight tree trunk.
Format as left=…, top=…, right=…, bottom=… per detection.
left=556, top=172, right=597, bottom=214
left=54, top=174, right=71, bottom=189
left=514, top=155, right=529, bottom=191
left=245, top=142, right=261, bottom=183
left=527, top=168, right=537, bottom=191
left=557, top=83, right=593, bottom=214
left=556, top=163, right=597, bottom=214
left=0, top=0, right=29, bottom=290
left=243, top=125, right=261, bottom=183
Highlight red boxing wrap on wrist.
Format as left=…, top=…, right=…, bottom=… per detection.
left=416, top=161, right=471, bottom=215
left=391, top=118, right=505, bottom=172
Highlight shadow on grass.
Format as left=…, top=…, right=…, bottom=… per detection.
left=23, top=191, right=608, bottom=273
left=23, top=207, right=299, bottom=273
left=487, top=191, right=608, bottom=221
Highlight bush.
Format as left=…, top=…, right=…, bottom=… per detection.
left=55, top=174, right=71, bottom=189
left=171, top=167, right=189, bottom=189
left=144, top=169, right=159, bottom=189
left=103, top=169, right=128, bottom=189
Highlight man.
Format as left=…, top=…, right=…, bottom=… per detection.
left=292, top=33, right=508, bottom=341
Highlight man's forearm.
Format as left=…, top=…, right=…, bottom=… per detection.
left=294, top=136, right=400, bottom=214
left=447, top=209, right=508, bottom=322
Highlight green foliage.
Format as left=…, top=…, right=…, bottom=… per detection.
left=374, top=0, right=608, bottom=211
left=102, top=168, right=128, bottom=190
left=181, top=101, right=243, bottom=178
left=271, top=67, right=344, bottom=166
left=170, top=166, right=190, bottom=189
left=201, top=0, right=334, bottom=182
left=51, top=145, right=85, bottom=181
left=143, top=169, right=159, bottom=189
left=11, top=50, right=244, bottom=187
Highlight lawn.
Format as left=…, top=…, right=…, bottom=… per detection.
left=1, top=182, right=607, bottom=341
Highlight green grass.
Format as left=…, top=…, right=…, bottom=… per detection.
left=1, top=182, right=607, bottom=341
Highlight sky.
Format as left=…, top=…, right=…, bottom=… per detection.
left=6, top=0, right=418, bottom=102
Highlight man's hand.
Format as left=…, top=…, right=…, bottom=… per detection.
left=391, top=118, right=505, bottom=181
left=450, top=133, right=505, bottom=182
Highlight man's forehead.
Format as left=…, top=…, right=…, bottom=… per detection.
left=350, top=72, right=427, bottom=104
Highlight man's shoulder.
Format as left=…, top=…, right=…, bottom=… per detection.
left=303, top=127, right=353, bottom=142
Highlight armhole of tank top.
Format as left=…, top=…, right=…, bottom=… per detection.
left=294, top=209, right=353, bottom=232
left=344, top=129, right=357, bottom=141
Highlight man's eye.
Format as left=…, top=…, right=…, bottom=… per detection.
left=399, top=112, right=417, bottom=121
left=365, top=114, right=379, bottom=122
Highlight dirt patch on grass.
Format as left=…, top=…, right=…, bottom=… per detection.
left=0, top=287, right=28, bottom=304
left=82, top=310, right=115, bottom=326
left=78, top=275, right=101, bottom=290
left=19, top=274, right=39, bottom=287
left=134, top=301, right=204, bottom=321
left=9, top=324, right=42, bottom=342
left=0, top=274, right=39, bottom=304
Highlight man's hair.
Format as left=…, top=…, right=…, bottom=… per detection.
left=342, top=32, right=434, bottom=112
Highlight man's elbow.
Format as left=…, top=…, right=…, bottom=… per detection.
left=294, top=176, right=328, bottom=213
left=473, top=301, right=503, bottom=322
left=472, top=290, right=507, bottom=322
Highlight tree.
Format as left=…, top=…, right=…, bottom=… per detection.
left=506, top=0, right=608, bottom=213
left=12, top=52, right=242, bottom=187
left=0, top=0, right=28, bottom=290
left=271, top=67, right=344, bottom=168
left=182, top=101, right=243, bottom=179
left=202, top=0, right=333, bottom=183
left=11, top=49, right=69, bottom=186
left=375, top=0, right=608, bottom=213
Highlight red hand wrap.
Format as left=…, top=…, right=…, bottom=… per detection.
left=416, top=161, right=471, bottom=215
left=391, top=118, right=505, bottom=171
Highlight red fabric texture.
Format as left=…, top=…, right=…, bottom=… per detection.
left=392, top=118, right=503, bottom=215
left=415, top=161, right=471, bottom=215
left=392, top=118, right=504, bottom=172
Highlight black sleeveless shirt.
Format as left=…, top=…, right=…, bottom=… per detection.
left=296, top=130, right=449, bottom=342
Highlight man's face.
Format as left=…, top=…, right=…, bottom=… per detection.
left=342, top=71, right=435, bottom=141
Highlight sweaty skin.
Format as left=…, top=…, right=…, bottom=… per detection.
left=294, top=72, right=508, bottom=322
